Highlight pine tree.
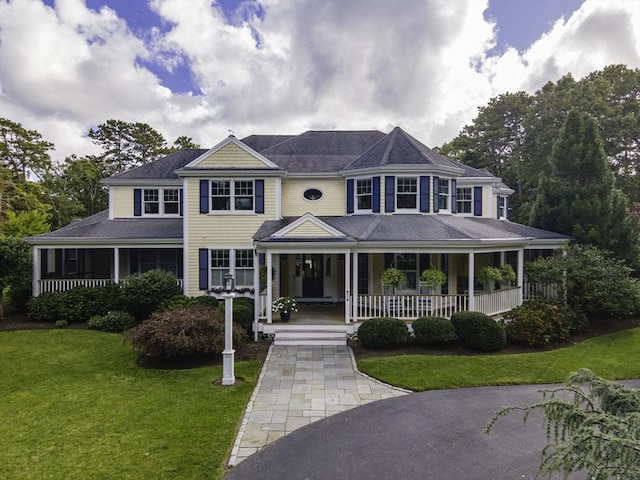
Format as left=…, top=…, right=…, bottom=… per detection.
left=487, top=369, right=640, bottom=480
left=529, top=110, right=638, bottom=268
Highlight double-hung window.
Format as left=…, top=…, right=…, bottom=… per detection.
left=143, top=188, right=181, bottom=215
left=497, top=196, right=507, bottom=219
left=438, top=179, right=450, bottom=211
left=396, top=177, right=418, bottom=210
left=456, top=187, right=472, bottom=214
left=209, top=249, right=254, bottom=288
left=356, top=179, right=372, bottom=211
left=395, top=253, right=417, bottom=290
left=211, top=180, right=254, bottom=212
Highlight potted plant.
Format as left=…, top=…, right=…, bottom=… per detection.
left=420, top=268, right=447, bottom=293
left=477, top=266, right=502, bottom=291
left=381, top=267, right=405, bottom=293
left=499, top=264, right=516, bottom=287
left=272, top=296, right=298, bottom=322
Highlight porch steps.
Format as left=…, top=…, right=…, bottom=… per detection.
left=272, top=325, right=348, bottom=346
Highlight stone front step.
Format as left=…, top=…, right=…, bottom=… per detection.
left=272, top=326, right=349, bottom=346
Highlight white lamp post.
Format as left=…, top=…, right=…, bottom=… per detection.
left=222, top=271, right=236, bottom=386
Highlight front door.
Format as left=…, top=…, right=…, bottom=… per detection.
left=302, top=254, right=324, bottom=298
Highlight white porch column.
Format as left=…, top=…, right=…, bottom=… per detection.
left=32, top=247, right=40, bottom=297
left=351, top=252, right=358, bottom=323
left=253, top=249, right=259, bottom=342
left=517, top=249, right=524, bottom=305
left=113, top=247, right=120, bottom=284
left=266, top=252, right=273, bottom=324
left=344, top=251, right=351, bottom=323
left=468, top=250, right=475, bottom=311
left=499, top=251, right=505, bottom=267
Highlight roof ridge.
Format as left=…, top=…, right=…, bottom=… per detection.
left=380, top=127, right=401, bottom=166
left=431, top=215, right=473, bottom=239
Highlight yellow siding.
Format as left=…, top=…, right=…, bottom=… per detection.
left=281, top=178, right=345, bottom=216
left=194, top=143, right=267, bottom=169
left=111, top=186, right=133, bottom=218
left=371, top=253, right=385, bottom=295
left=184, top=177, right=278, bottom=296
left=282, top=221, right=333, bottom=237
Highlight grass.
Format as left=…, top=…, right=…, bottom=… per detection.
left=357, top=327, right=640, bottom=391
left=0, top=330, right=263, bottom=480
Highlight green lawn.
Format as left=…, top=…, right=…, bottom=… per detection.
left=357, top=327, right=640, bottom=391
left=0, top=330, right=262, bottom=480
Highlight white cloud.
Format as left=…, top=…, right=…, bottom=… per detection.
left=0, top=0, right=638, bottom=161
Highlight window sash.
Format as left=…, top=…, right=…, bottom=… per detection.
left=211, top=180, right=254, bottom=212
left=395, top=253, right=417, bottom=290
left=209, top=249, right=255, bottom=287
left=438, top=179, right=449, bottom=210
left=356, top=179, right=372, bottom=210
left=456, top=187, right=472, bottom=214
left=397, top=177, right=417, bottom=209
left=163, top=189, right=179, bottom=214
left=143, top=189, right=160, bottom=214
left=498, top=196, right=506, bottom=218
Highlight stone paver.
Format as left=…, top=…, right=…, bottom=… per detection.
left=228, top=345, right=409, bottom=466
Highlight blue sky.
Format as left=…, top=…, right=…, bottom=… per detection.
left=1, top=0, right=638, bottom=160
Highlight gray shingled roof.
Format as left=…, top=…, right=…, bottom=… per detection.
left=343, top=127, right=492, bottom=179
left=253, top=215, right=569, bottom=243
left=106, top=149, right=207, bottom=181
left=240, top=135, right=296, bottom=152
left=25, top=210, right=183, bottom=243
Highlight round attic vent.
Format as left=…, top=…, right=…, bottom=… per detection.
left=303, top=188, right=323, bottom=201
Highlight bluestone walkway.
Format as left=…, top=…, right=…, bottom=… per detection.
left=228, top=345, right=409, bottom=466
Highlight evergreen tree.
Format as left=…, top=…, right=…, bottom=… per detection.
left=529, top=110, right=638, bottom=268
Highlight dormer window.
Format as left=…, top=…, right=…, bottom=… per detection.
left=397, top=177, right=418, bottom=210
left=497, top=196, right=507, bottom=219
left=456, top=187, right=472, bottom=214
left=356, top=179, right=372, bottom=211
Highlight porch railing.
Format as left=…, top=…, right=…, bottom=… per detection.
left=357, top=294, right=466, bottom=320
left=474, top=287, right=520, bottom=316
left=524, top=282, right=560, bottom=300
left=38, top=278, right=184, bottom=294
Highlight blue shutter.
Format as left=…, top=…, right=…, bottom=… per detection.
left=179, top=189, right=183, bottom=216
left=451, top=179, right=457, bottom=214
left=346, top=179, right=354, bottom=214
left=419, top=176, right=430, bottom=213
left=372, top=176, right=381, bottom=213
left=198, top=249, right=208, bottom=290
left=133, top=189, right=142, bottom=216
left=385, top=176, right=395, bottom=212
left=473, top=186, right=483, bottom=216
left=255, top=179, right=265, bottom=213
left=199, top=180, right=209, bottom=214
left=432, top=176, right=440, bottom=213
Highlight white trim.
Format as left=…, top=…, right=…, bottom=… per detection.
left=182, top=180, right=189, bottom=295
left=395, top=175, right=420, bottom=213
left=108, top=188, right=114, bottom=220
left=276, top=177, right=282, bottom=219
left=354, top=178, right=374, bottom=214
left=302, top=187, right=324, bottom=203
left=340, top=164, right=464, bottom=176
left=140, top=187, right=182, bottom=217
left=184, top=136, right=281, bottom=169
left=32, top=247, right=40, bottom=296
left=271, top=213, right=346, bottom=238
left=207, top=179, right=257, bottom=214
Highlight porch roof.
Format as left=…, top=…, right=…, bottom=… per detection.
left=253, top=214, right=569, bottom=245
left=24, top=210, right=183, bottom=245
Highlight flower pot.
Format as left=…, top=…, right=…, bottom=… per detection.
left=280, top=311, right=291, bottom=322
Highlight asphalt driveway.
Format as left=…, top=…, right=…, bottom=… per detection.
left=225, top=380, right=640, bottom=480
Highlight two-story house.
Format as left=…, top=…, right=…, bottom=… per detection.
left=26, top=127, right=567, bottom=343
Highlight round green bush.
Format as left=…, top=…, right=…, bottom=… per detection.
left=88, top=311, right=137, bottom=332
left=119, top=270, right=182, bottom=321
left=451, top=311, right=506, bottom=352
left=232, top=297, right=255, bottom=313
left=232, top=304, right=254, bottom=335
left=357, top=317, right=409, bottom=349
left=127, top=305, right=246, bottom=358
left=412, top=316, right=456, bottom=346
left=192, top=295, right=219, bottom=309
left=503, top=300, right=587, bottom=347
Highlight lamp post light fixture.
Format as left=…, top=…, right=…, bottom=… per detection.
left=222, top=271, right=236, bottom=386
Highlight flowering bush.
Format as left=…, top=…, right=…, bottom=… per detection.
left=272, top=296, right=298, bottom=313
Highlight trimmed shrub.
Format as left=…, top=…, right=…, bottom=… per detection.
left=119, top=270, right=182, bottom=321
left=451, top=311, right=506, bottom=352
left=232, top=304, right=254, bottom=336
left=54, top=320, right=67, bottom=329
left=412, top=316, right=456, bottom=346
left=192, top=295, right=219, bottom=309
left=27, top=283, right=121, bottom=323
left=88, top=311, right=137, bottom=332
left=159, top=294, right=219, bottom=312
left=232, top=297, right=255, bottom=313
left=127, top=305, right=246, bottom=358
left=357, top=317, right=409, bottom=349
left=502, top=300, right=587, bottom=347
